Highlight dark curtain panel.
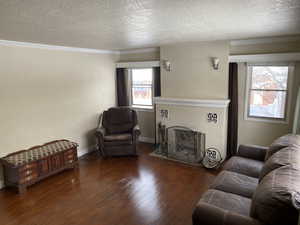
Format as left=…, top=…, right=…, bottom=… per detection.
left=153, top=67, right=161, bottom=97
left=153, top=67, right=161, bottom=146
left=227, top=63, right=238, bottom=158
left=116, top=68, right=129, bottom=106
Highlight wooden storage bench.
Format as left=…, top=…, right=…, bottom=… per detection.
left=0, top=139, right=78, bottom=194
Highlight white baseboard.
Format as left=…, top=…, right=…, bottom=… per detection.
left=139, top=136, right=155, bottom=144
left=78, top=145, right=97, bottom=158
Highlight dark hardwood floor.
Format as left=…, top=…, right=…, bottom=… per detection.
left=0, top=143, right=219, bottom=225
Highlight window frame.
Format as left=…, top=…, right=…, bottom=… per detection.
left=244, top=63, right=294, bottom=124
left=129, top=67, right=154, bottom=110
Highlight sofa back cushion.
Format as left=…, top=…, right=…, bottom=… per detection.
left=102, top=107, right=137, bottom=134
left=251, top=165, right=300, bottom=225
left=259, top=146, right=300, bottom=181
left=265, top=134, right=300, bottom=160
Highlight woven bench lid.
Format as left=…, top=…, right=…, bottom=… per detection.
left=2, top=140, right=78, bottom=167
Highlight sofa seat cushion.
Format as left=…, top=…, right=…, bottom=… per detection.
left=223, top=156, right=264, bottom=178
left=199, top=189, right=252, bottom=216
left=104, top=133, right=132, bottom=142
left=266, top=134, right=300, bottom=160
left=251, top=165, right=300, bottom=225
left=259, top=146, right=300, bottom=181
left=210, top=171, right=258, bottom=198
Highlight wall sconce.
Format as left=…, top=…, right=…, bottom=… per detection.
left=211, top=57, right=220, bottom=70
left=161, top=59, right=171, bottom=72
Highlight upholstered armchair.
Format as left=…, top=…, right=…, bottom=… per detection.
left=95, top=107, right=141, bottom=157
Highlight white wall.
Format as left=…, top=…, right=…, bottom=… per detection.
left=119, top=50, right=160, bottom=62
left=0, top=45, right=117, bottom=187
left=161, top=41, right=229, bottom=99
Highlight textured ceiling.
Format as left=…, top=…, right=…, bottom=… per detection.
left=0, top=0, right=300, bottom=50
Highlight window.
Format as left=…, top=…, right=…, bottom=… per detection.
left=130, top=68, right=153, bottom=109
left=246, top=65, right=291, bottom=121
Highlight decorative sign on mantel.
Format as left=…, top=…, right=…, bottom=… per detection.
left=160, top=109, right=169, bottom=119
left=207, top=113, right=218, bottom=123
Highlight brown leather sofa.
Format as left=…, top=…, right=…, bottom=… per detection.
left=193, top=134, right=300, bottom=225
left=95, top=107, right=141, bottom=157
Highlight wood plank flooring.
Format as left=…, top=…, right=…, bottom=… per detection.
left=0, top=143, right=219, bottom=225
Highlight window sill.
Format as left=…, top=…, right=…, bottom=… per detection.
left=131, top=105, right=154, bottom=112
left=244, top=116, right=288, bottom=124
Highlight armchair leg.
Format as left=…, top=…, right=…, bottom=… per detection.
left=97, top=145, right=106, bottom=158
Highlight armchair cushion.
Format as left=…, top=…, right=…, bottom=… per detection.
left=103, top=107, right=137, bottom=134
left=104, top=140, right=132, bottom=147
left=104, top=133, right=132, bottom=142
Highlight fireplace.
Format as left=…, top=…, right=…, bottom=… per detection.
left=154, top=97, right=230, bottom=160
left=156, top=125, right=205, bottom=165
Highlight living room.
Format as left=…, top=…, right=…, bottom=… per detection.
left=1, top=1, right=300, bottom=225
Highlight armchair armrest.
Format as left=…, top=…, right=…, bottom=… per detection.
left=237, top=144, right=268, bottom=161
left=95, top=127, right=106, bottom=137
left=95, top=127, right=106, bottom=157
left=193, top=202, right=262, bottom=225
left=133, top=125, right=141, bottom=136
left=132, top=125, right=141, bottom=143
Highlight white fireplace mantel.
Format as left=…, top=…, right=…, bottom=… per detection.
left=154, top=97, right=230, bottom=108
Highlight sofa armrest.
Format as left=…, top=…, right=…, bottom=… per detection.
left=237, top=144, right=268, bottom=161
left=193, top=202, right=262, bottom=225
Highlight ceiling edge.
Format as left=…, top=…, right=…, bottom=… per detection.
left=230, top=36, right=300, bottom=46
left=0, top=39, right=120, bottom=55
left=229, top=52, right=300, bottom=62
left=119, top=47, right=159, bottom=55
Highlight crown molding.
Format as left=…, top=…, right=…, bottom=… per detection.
left=229, top=52, right=300, bottom=62
left=154, top=97, right=230, bottom=108
left=0, top=39, right=120, bottom=55
left=119, top=47, right=159, bottom=55
left=230, top=36, right=300, bottom=46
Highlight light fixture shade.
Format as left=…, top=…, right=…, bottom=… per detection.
left=212, top=57, right=220, bottom=70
